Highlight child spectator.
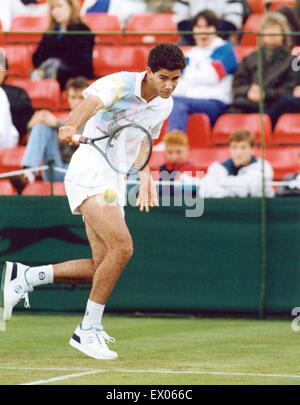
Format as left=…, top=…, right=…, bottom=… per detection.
left=202, top=130, right=274, bottom=198
left=9, top=76, right=89, bottom=194
left=168, top=9, right=238, bottom=132
left=159, top=130, right=198, bottom=197
left=228, top=12, right=297, bottom=116
left=32, top=0, right=95, bottom=90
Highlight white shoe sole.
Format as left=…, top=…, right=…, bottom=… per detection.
left=0, top=262, right=13, bottom=321
left=69, top=337, right=118, bottom=360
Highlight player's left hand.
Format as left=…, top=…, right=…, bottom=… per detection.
left=136, top=174, right=159, bottom=212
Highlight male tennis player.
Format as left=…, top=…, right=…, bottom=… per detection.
left=1, top=43, right=186, bottom=360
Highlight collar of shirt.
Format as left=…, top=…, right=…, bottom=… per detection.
left=134, top=71, right=163, bottom=106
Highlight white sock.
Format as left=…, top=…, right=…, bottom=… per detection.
left=25, top=265, right=54, bottom=287
left=81, top=299, right=105, bottom=329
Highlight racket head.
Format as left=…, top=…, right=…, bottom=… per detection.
left=105, top=124, right=153, bottom=175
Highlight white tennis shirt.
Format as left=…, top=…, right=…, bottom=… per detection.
left=64, top=71, right=173, bottom=211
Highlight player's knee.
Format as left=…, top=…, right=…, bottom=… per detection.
left=117, top=238, right=133, bottom=264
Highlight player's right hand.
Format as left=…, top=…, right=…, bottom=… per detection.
left=58, top=125, right=78, bottom=145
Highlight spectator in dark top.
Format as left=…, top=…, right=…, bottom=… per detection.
left=0, top=56, right=34, bottom=143
left=159, top=130, right=198, bottom=197
left=32, top=0, right=95, bottom=90
left=9, top=76, right=89, bottom=194
left=227, top=12, right=298, bottom=116
left=276, top=148, right=300, bottom=197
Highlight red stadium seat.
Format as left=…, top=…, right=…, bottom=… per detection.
left=262, top=146, right=299, bottom=179
left=5, top=16, right=48, bottom=44
left=3, top=45, right=32, bottom=78
left=186, top=114, right=211, bottom=148
left=124, top=14, right=179, bottom=45
left=93, top=45, right=147, bottom=77
left=0, top=180, right=16, bottom=195
left=211, top=113, right=272, bottom=147
left=234, top=45, right=256, bottom=62
left=0, top=147, right=26, bottom=173
left=272, top=114, right=300, bottom=145
left=6, top=78, right=60, bottom=111
left=269, top=0, right=295, bottom=11
left=241, top=14, right=264, bottom=46
left=82, top=13, right=122, bottom=45
left=247, top=0, right=265, bottom=13
left=23, top=181, right=66, bottom=196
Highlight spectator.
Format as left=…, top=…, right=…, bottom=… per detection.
left=173, top=0, right=249, bottom=45
left=168, top=9, right=238, bottom=132
left=9, top=76, right=89, bottom=194
left=31, top=0, right=95, bottom=90
left=0, top=0, right=48, bottom=31
left=0, top=58, right=34, bottom=141
left=159, top=130, right=198, bottom=197
left=227, top=12, right=298, bottom=117
left=201, top=129, right=274, bottom=198
left=276, top=148, right=300, bottom=197
left=0, top=58, right=19, bottom=149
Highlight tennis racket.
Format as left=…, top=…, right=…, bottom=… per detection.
left=72, top=123, right=153, bottom=176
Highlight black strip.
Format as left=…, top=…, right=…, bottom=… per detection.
left=72, top=333, right=81, bottom=344
left=10, top=263, right=17, bottom=281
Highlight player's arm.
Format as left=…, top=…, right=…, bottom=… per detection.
left=136, top=164, right=159, bottom=212
left=58, top=95, right=104, bottom=145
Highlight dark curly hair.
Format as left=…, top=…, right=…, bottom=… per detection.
left=147, top=43, right=186, bottom=73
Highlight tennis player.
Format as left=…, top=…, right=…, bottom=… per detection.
left=0, top=43, right=186, bottom=360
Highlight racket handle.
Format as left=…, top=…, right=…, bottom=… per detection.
left=72, top=134, right=87, bottom=144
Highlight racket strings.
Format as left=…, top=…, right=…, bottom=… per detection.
left=134, top=136, right=150, bottom=170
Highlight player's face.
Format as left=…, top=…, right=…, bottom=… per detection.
left=148, top=68, right=181, bottom=98
left=67, top=87, right=85, bottom=110
left=50, top=0, right=72, bottom=26
left=230, top=141, right=254, bottom=167
left=262, top=24, right=284, bottom=49
left=165, top=144, right=189, bottom=165
left=193, top=17, right=217, bottom=48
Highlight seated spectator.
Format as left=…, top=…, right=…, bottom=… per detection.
left=1, top=58, right=34, bottom=142
left=227, top=12, right=298, bottom=117
left=31, top=0, right=95, bottom=90
left=159, top=130, right=198, bottom=197
left=9, top=76, right=89, bottom=194
left=0, top=0, right=48, bottom=31
left=0, top=59, right=19, bottom=149
left=201, top=129, right=274, bottom=198
left=173, top=0, right=249, bottom=45
left=276, top=148, right=300, bottom=197
left=168, top=9, right=238, bottom=132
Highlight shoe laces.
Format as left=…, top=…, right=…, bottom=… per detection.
left=93, top=328, right=116, bottom=347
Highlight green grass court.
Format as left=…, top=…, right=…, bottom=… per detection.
left=0, top=313, right=299, bottom=385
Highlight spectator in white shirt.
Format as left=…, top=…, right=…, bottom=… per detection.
left=202, top=129, right=275, bottom=198
left=0, top=0, right=48, bottom=31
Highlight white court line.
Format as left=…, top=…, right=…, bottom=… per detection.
left=20, top=369, right=104, bottom=385
left=8, top=367, right=300, bottom=385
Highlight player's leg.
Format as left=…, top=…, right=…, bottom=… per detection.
left=0, top=214, right=108, bottom=320
left=69, top=195, right=133, bottom=360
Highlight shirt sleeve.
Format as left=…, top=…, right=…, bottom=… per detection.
left=83, top=73, right=126, bottom=108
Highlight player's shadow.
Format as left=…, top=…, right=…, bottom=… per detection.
left=0, top=225, right=88, bottom=256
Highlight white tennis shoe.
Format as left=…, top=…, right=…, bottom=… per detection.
left=69, top=323, right=118, bottom=360
left=0, top=261, right=33, bottom=321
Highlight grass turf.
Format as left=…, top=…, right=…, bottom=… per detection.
left=0, top=313, right=299, bottom=385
